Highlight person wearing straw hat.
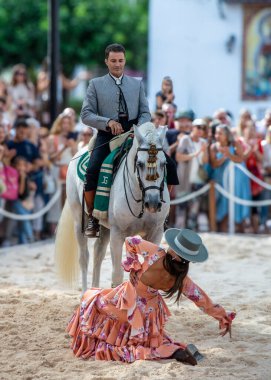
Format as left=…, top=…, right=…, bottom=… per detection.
left=67, top=228, right=235, bottom=365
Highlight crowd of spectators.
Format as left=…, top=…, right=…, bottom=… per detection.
left=155, top=76, right=271, bottom=234
left=1, top=68, right=271, bottom=247
left=0, top=63, right=92, bottom=247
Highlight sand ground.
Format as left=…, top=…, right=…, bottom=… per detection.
left=0, top=233, right=270, bottom=380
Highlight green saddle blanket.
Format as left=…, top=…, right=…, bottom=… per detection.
left=93, top=148, right=120, bottom=219
left=77, top=138, right=132, bottom=220
left=77, top=151, right=89, bottom=182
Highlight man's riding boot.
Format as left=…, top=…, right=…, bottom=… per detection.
left=84, top=190, right=99, bottom=238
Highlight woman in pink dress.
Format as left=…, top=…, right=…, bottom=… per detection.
left=67, top=228, right=235, bottom=365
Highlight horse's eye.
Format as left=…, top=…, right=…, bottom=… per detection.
left=160, top=161, right=166, bottom=168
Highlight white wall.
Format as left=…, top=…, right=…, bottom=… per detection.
left=148, top=0, right=270, bottom=122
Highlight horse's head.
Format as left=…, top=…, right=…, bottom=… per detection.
left=134, top=122, right=167, bottom=213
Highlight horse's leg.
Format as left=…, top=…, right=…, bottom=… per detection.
left=92, top=225, right=110, bottom=287
left=145, top=226, right=164, bottom=245
left=110, top=226, right=125, bottom=287
left=75, top=222, right=89, bottom=294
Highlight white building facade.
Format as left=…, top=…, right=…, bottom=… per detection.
left=148, top=0, right=271, bottom=121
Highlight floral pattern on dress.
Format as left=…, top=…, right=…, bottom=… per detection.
left=130, top=236, right=142, bottom=245
left=185, top=285, right=202, bottom=302
left=148, top=252, right=160, bottom=266
left=136, top=296, right=147, bottom=313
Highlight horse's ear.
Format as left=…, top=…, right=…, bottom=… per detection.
left=158, top=126, right=167, bottom=146
left=134, top=126, right=143, bottom=145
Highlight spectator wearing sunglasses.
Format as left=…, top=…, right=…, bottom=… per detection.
left=9, top=64, right=35, bottom=122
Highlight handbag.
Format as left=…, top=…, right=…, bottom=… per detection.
left=0, top=165, right=19, bottom=200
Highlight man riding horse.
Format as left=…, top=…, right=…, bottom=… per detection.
left=81, top=43, right=179, bottom=237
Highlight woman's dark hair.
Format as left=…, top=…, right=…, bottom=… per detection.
left=105, top=43, right=125, bottom=59
left=162, top=253, right=189, bottom=302
left=217, top=123, right=234, bottom=146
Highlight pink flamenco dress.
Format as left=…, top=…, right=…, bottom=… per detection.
left=67, top=236, right=235, bottom=362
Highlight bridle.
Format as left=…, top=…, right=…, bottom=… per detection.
left=123, top=144, right=166, bottom=218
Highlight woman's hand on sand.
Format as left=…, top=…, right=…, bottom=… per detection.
left=220, top=315, right=233, bottom=338
left=129, top=270, right=139, bottom=286
left=220, top=324, right=231, bottom=338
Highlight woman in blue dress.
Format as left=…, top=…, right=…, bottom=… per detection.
left=210, top=124, right=251, bottom=232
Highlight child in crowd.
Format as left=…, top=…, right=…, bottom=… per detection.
left=13, top=156, right=36, bottom=244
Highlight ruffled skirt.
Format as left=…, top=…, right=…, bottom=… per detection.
left=67, top=284, right=184, bottom=362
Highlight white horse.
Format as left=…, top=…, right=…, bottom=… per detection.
left=55, top=122, right=170, bottom=292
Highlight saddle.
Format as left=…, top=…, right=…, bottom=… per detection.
left=93, top=135, right=133, bottom=220
left=77, top=133, right=133, bottom=220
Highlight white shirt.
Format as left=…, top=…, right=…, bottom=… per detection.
left=109, top=73, right=123, bottom=85
left=261, top=140, right=271, bottom=169
left=189, top=140, right=201, bottom=184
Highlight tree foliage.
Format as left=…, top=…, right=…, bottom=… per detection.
left=0, top=0, right=148, bottom=74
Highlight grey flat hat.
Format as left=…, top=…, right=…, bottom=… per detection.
left=164, top=228, right=208, bottom=262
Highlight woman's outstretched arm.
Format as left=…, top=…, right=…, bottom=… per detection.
left=182, top=276, right=236, bottom=337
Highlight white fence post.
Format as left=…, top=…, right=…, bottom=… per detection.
left=228, top=161, right=235, bottom=234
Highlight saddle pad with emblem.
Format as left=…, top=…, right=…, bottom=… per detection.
left=78, top=138, right=133, bottom=220
left=92, top=147, right=121, bottom=220
left=93, top=137, right=133, bottom=220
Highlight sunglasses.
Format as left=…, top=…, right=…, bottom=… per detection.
left=15, top=72, right=26, bottom=76
left=196, top=126, right=205, bottom=130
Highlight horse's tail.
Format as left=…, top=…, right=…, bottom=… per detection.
left=54, top=199, right=79, bottom=287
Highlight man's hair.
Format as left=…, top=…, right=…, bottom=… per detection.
left=14, top=118, right=28, bottom=129
left=105, top=43, right=125, bottom=59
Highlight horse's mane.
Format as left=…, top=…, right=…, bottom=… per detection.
left=138, top=122, right=159, bottom=145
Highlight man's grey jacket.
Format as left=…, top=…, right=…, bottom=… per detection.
left=81, top=74, right=151, bottom=132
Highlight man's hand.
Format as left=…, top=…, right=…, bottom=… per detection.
left=218, top=146, right=230, bottom=158
left=108, top=120, right=124, bottom=135
left=7, top=148, right=17, bottom=160
left=200, top=142, right=208, bottom=152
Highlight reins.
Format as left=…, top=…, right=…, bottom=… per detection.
left=123, top=145, right=166, bottom=219
left=123, top=154, right=144, bottom=218
left=71, top=135, right=123, bottom=161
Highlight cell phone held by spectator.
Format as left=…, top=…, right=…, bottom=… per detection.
left=67, top=131, right=78, bottom=140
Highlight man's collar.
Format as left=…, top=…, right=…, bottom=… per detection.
left=109, top=73, right=124, bottom=85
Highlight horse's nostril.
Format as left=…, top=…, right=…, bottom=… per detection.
left=145, top=202, right=149, bottom=209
